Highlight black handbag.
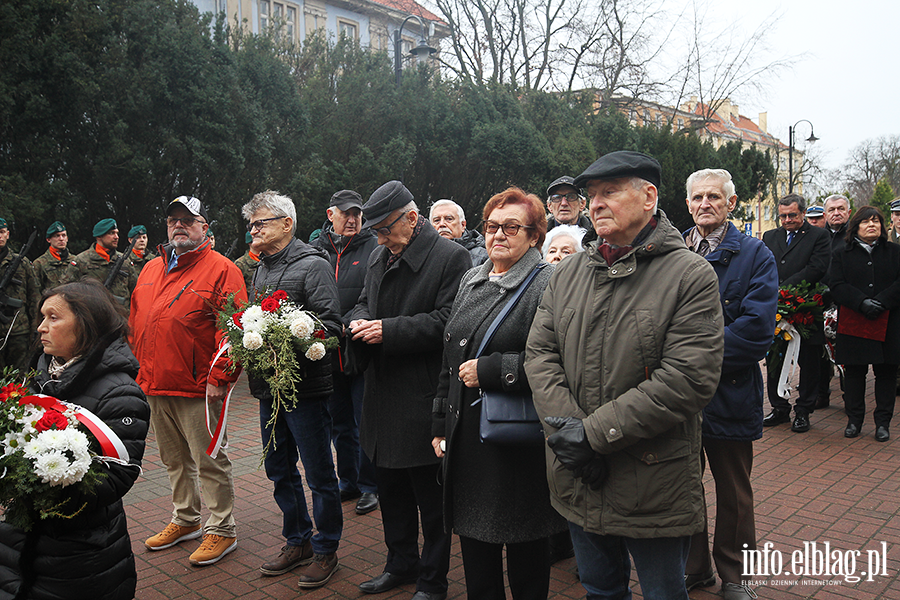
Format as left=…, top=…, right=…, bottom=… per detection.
left=475, top=266, right=544, bottom=446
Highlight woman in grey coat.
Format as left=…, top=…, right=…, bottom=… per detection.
left=431, top=188, right=566, bottom=600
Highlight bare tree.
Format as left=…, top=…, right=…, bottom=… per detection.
left=842, top=135, right=900, bottom=202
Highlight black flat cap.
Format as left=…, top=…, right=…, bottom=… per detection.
left=330, top=189, right=363, bottom=212
left=574, top=151, right=661, bottom=190
left=547, top=176, right=577, bottom=197
left=363, top=181, right=414, bottom=225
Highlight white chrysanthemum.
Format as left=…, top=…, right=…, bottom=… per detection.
left=290, top=313, right=315, bottom=339
left=33, top=450, right=72, bottom=486
left=305, top=342, right=326, bottom=361
left=241, top=305, right=269, bottom=333
left=21, top=438, right=44, bottom=459
left=243, top=331, right=264, bottom=350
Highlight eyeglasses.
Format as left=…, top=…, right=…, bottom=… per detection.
left=482, top=221, right=534, bottom=236
left=166, top=216, right=205, bottom=228
left=548, top=192, right=583, bottom=205
left=373, top=212, right=406, bottom=236
left=247, top=216, right=286, bottom=232
left=778, top=212, right=801, bottom=221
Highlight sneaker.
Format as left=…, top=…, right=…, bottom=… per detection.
left=145, top=523, right=202, bottom=551
left=189, top=534, right=237, bottom=566
left=259, top=541, right=314, bottom=576
left=297, top=553, right=339, bottom=589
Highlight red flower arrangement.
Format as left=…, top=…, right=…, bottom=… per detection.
left=767, top=281, right=828, bottom=373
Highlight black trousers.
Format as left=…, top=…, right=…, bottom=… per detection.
left=459, top=535, right=551, bottom=600
left=767, top=340, right=822, bottom=415
left=843, top=363, right=898, bottom=428
left=375, top=463, right=451, bottom=594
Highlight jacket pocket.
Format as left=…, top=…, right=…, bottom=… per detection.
left=605, top=438, right=692, bottom=516
left=546, top=450, right=583, bottom=509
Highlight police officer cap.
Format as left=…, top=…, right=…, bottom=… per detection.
left=362, top=181, right=414, bottom=225
left=93, top=218, right=117, bottom=237
left=128, top=225, right=146, bottom=239
left=330, top=190, right=364, bottom=212
left=891, top=199, right=900, bottom=213
left=547, top=176, right=578, bottom=197
left=573, top=151, right=662, bottom=190
left=0, top=218, right=7, bottom=230
left=167, top=196, right=210, bottom=222
left=805, top=206, right=824, bottom=217
left=46, top=221, right=66, bottom=238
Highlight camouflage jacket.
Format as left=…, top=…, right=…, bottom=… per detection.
left=234, top=251, right=260, bottom=299
left=32, top=248, right=79, bottom=293
left=130, top=249, right=157, bottom=275
left=73, top=245, right=136, bottom=305
left=0, top=249, right=41, bottom=336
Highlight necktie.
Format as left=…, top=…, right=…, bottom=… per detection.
left=786, top=231, right=795, bottom=246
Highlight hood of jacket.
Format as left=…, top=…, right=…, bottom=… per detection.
left=454, top=228, right=486, bottom=251
left=35, top=337, right=139, bottom=398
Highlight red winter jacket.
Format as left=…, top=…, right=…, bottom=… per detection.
left=129, top=239, right=248, bottom=397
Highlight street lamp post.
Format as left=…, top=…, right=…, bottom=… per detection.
left=788, top=119, right=819, bottom=194
left=393, top=15, right=436, bottom=87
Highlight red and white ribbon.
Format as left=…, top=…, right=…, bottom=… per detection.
left=776, top=322, right=801, bottom=400
left=205, top=340, right=235, bottom=459
left=20, top=394, right=129, bottom=462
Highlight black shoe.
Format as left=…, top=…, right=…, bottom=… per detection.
left=763, top=409, right=791, bottom=426
left=340, top=488, right=362, bottom=502
left=359, top=571, right=418, bottom=594
left=876, top=426, right=890, bottom=442
left=844, top=423, right=860, bottom=438
left=356, top=492, right=379, bottom=515
left=791, top=413, right=810, bottom=433
left=684, top=569, right=716, bottom=590
left=412, top=592, right=447, bottom=600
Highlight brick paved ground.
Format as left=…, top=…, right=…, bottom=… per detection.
left=125, top=369, right=900, bottom=599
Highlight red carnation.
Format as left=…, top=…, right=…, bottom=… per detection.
left=261, top=297, right=280, bottom=313
left=797, top=297, right=805, bottom=304
left=0, top=383, right=27, bottom=403
left=232, top=311, right=245, bottom=329
left=272, top=290, right=288, bottom=301
left=35, top=410, right=69, bottom=432
left=314, top=329, right=326, bottom=339
left=813, top=293, right=823, bottom=304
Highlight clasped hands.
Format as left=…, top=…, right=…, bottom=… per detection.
left=544, top=416, right=608, bottom=490
left=860, top=298, right=886, bottom=319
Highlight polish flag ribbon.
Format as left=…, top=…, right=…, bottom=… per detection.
left=20, top=394, right=129, bottom=462
left=205, top=340, right=235, bottom=459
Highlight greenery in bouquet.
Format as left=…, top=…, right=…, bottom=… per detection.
left=0, top=370, right=106, bottom=531
left=217, top=289, right=338, bottom=457
left=766, top=281, right=828, bottom=373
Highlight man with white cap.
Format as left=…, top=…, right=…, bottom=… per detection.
left=889, top=199, right=900, bottom=244
left=805, top=205, right=825, bottom=228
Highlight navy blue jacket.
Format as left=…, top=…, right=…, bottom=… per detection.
left=686, top=223, right=779, bottom=441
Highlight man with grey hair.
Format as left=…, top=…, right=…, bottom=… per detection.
left=824, top=194, right=852, bottom=250
left=545, top=176, right=592, bottom=231
left=131, top=196, right=247, bottom=566
left=429, top=199, right=488, bottom=266
left=350, top=181, right=470, bottom=600
left=242, top=190, right=345, bottom=589
left=682, top=168, right=778, bottom=600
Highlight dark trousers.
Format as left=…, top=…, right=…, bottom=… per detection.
left=843, top=364, right=898, bottom=428
left=686, top=438, right=755, bottom=585
left=459, top=535, right=550, bottom=600
left=327, top=372, right=377, bottom=494
left=767, top=339, right=822, bottom=415
left=375, top=463, right=450, bottom=594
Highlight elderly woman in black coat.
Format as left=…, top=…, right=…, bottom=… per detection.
left=431, top=187, right=567, bottom=600
left=830, top=206, right=900, bottom=442
left=0, top=279, right=150, bottom=600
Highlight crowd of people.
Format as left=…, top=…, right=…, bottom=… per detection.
left=1, top=150, right=900, bottom=600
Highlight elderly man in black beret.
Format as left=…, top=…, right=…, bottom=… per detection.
left=349, top=181, right=471, bottom=600
left=526, top=151, right=724, bottom=600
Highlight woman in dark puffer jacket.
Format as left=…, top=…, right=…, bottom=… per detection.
left=0, top=279, right=150, bottom=600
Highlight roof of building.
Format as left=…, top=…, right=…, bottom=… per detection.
left=688, top=101, right=786, bottom=150
left=365, top=0, right=443, bottom=24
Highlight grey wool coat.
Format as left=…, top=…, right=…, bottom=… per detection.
left=350, top=221, right=472, bottom=469
left=432, top=247, right=567, bottom=543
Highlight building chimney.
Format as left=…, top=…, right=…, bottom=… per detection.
left=758, top=112, right=767, bottom=134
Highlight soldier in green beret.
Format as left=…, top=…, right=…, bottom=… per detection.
left=128, top=224, right=156, bottom=274
left=73, top=218, right=137, bottom=309
left=233, top=231, right=259, bottom=297
left=0, top=217, right=41, bottom=370
left=32, top=221, right=79, bottom=293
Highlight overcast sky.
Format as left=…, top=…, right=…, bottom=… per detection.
left=716, top=0, right=899, bottom=172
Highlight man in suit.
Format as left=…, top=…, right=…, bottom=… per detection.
left=762, top=194, right=832, bottom=433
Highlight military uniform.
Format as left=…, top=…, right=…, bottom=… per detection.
left=32, top=248, right=78, bottom=293
left=131, top=249, right=157, bottom=274
left=234, top=251, right=259, bottom=298
left=0, top=249, right=40, bottom=370
left=74, top=244, right=136, bottom=307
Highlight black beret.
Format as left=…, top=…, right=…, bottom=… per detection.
left=330, top=189, right=364, bottom=212
left=363, top=181, right=414, bottom=225
left=547, top=176, right=577, bottom=197
left=574, top=151, right=661, bottom=190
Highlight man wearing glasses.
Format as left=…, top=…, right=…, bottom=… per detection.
left=130, top=196, right=248, bottom=567
left=349, top=180, right=470, bottom=600
left=546, top=176, right=592, bottom=232
left=761, top=194, right=832, bottom=433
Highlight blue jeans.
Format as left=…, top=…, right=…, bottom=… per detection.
left=260, top=396, right=343, bottom=554
left=569, top=522, right=690, bottom=600
left=327, top=372, right=377, bottom=494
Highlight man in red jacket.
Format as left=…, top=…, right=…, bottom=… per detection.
left=130, top=196, right=248, bottom=567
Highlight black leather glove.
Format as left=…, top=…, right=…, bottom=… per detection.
left=577, top=456, right=609, bottom=490
left=544, top=416, right=595, bottom=471
left=860, top=298, right=886, bottom=319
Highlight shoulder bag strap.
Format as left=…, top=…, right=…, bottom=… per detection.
left=475, top=265, right=543, bottom=358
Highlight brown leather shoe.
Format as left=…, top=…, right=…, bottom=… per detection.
left=259, top=541, right=314, bottom=576
left=297, top=553, right=339, bottom=589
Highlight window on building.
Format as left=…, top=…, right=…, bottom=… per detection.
left=259, top=0, right=298, bottom=40
left=655, top=114, right=662, bottom=128
left=259, top=0, right=268, bottom=31
left=677, top=118, right=684, bottom=129
left=338, top=18, right=358, bottom=41
left=643, top=110, right=650, bottom=125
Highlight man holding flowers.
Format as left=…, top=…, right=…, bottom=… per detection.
left=241, top=190, right=345, bottom=589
